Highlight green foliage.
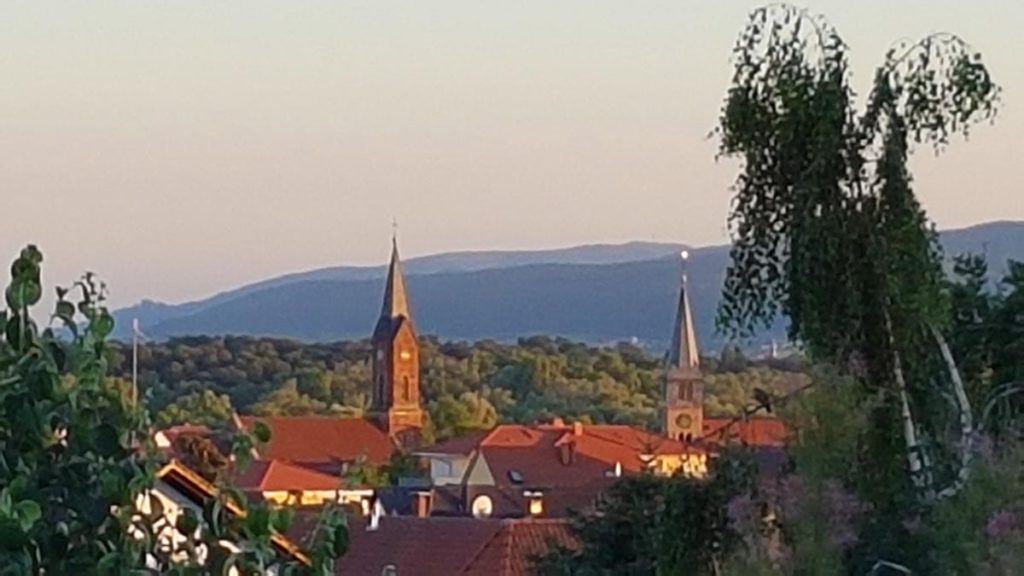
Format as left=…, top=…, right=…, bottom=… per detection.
left=342, top=450, right=425, bottom=489
left=925, top=441, right=1024, bottom=575
left=155, top=389, right=234, bottom=427
left=538, top=452, right=757, bottom=576
left=111, top=335, right=800, bottom=441
left=715, top=3, right=1000, bottom=570
left=947, top=256, right=1024, bottom=431
left=0, top=246, right=346, bottom=574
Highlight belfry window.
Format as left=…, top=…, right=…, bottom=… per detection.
left=678, top=382, right=694, bottom=402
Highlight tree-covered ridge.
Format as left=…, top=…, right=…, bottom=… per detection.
left=107, top=335, right=806, bottom=440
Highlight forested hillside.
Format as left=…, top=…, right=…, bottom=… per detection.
left=108, top=335, right=806, bottom=440
left=112, top=221, right=1024, bottom=347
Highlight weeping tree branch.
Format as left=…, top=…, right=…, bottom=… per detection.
left=885, top=311, right=932, bottom=496
left=869, top=560, right=913, bottom=575
left=979, top=381, right=1024, bottom=434
left=930, top=324, right=973, bottom=501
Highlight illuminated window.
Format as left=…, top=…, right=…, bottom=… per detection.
left=524, top=490, right=544, bottom=516
left=471, top=495, right=493, bottom=518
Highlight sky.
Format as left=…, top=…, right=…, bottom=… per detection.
left=2, top=1, right=1022, bottom=308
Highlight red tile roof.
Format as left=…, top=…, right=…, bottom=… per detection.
left=239, top=416, right=396, bottom=467
left=464, top=519, right=577, bottom=575
left=703, top=418, right=788, bottom=447
left=231, top=460, right=343, bottom=492
left=156, top=460, right=311, bottom=566
left=333, top=516, right=575, bottom=576
left=423, top=423, right=700, bottom=491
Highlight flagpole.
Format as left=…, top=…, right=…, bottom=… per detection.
left=132, top=317, right=139, bottom=408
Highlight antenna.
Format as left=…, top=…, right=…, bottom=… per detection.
left=680, top=250, right=690, bottom=283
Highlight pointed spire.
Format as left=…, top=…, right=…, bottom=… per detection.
left=669, top=250, right=699, bottom=369
left=381, top=235, right=411, bottom=319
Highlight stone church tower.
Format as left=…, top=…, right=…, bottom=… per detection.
left=664, top=252, right=703, bottom=441
left=369, top=237, right=425, bottom=438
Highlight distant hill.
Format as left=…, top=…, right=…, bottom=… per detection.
left=113, top=221, right=1024, bottom=349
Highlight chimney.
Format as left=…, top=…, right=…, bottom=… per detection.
left=558, top=440, right=576, bottom=466
left=367, top=498, right=384, bottom=531
left=573, top=422, right=583, bottom=436
left=413, top=491, right=432, bottom=518
left=551, top=417, right=565, bottom=427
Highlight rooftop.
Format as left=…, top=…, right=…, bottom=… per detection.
left=231, top=459, right=346, bottom=492
left=322, top=516, right=575, bottom=576
left=239, top=416, right=396, bottom=468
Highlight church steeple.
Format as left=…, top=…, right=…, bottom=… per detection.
left=669, top=252, right=699, bottom=371
left=664, top=250, right=704, bottom=442
left=369, top=234, right=424, bottom=441
left=380, top=237, right=411, bottom=320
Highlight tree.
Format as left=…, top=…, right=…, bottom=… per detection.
left=537, top=451, right=756, bottom=575
left=0, top=246, right=347, bottom=574
left=250, top=379, right=328, bottom=416
left=156, top=389, right=235, bottom=427
left=715, top=3, right=998, bottom=569
left=427, top=392, right=497, bottom=440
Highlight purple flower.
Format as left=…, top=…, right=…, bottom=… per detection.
left=727, top=493, right=755, bottom=529
left=822, top=479, right=865, bottom=550
left=777, top=474, right=806, bottom=519
left=970, top=432, right=995, bottom=464
left=986, top=510, right=1020, bottom=540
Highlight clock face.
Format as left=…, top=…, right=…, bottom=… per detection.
left=399, top=350, right=412, bottom=361
left=675, top=413, right=693, bottom=429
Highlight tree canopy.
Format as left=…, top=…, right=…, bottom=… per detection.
left=0, top=246, right=347, bottom=574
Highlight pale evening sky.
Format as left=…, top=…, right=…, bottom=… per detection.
left=2, top=1, right=1021, bottom=308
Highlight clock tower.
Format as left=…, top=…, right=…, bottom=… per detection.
left=369, top=236, right=425, bottom=439
left=665, top=251, right=704, bottom=442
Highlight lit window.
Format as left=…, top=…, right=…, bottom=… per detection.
left=524, top=490, right=544, bottom=516
left=529, top=498, right=543, bottom=516
left=471, top=495, right=493, bottom=518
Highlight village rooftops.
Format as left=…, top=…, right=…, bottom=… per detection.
left=415, top=421, right=710, bottom=518
left=238, top=416, right=396, bottom=471
left=290, top=514, right=576, bottom=576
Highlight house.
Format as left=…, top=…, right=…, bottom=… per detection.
left=230, top=459, right=373, bottom=508
left=136, top=460, right=310, bottom=571
left=322, top=514, right=576, bottom=576
left=414, top=420, right=709, bottom=518
left=237, top=416, right=395, bottom=475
